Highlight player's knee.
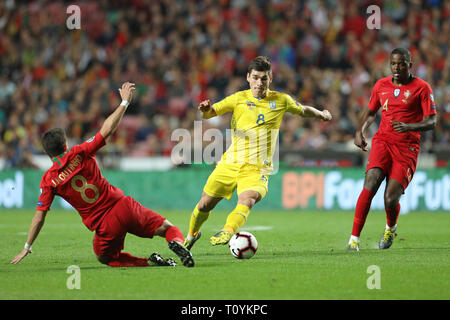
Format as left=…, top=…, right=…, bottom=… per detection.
left=161, top=219, right=173, bottom=229
left=198, top=197, right=217, bottom=212
left=238, top=191, right=261, bottom=209
left=384, top=193, right=400, bottom=209
left=97, top=255, right=111, bottom=265
left=238, top=198, right=256, bottom=209
left=364, top=169, right=384, bottom=191
left=154, top=219, right=173, bottom=237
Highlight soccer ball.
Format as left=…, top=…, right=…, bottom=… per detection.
left=229, top=231, right=258, bottom=259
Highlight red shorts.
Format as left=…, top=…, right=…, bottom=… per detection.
left=366, top=137, right=419, bottom=191
left=93, top=196, right=166, bottom=258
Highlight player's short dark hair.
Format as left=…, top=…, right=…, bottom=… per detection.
left=248, top=56, right=272, bottom=75
left=391, top=48, right=412, bottom=62
left=41, top=128, right=67, bottom=157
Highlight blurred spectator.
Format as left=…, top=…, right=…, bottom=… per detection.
left=0, top=0, right=448, bottom=168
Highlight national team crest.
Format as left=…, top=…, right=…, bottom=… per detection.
left=394, top=89, right=400, bottom=97
left=404, top=90, right=410, bottom=99
left=269, top=101, right=276, bottom=110
left=402, top=89, right=411, bottom=104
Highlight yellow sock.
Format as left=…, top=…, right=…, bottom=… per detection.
left=188, top=204, right=210, bottom=237
left=223, top=203, right=250, bottom=234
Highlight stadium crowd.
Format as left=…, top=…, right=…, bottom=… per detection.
left=0, top=0, right=448, bottom=168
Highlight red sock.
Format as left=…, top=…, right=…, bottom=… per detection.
left=386, top=203, right=400, bottom=228
left=351, top=188, right=375, bottom=237
left=165, top=225, right=184, bottom=244
left=107, top=252, right=149, bottom=267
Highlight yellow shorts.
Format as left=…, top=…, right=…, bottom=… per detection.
left=203, top=163, right=269, bottom=200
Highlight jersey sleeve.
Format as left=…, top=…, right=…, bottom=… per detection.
left=78, top=131, right=106, bottom=157
left=36, top=177, right=55, bottom=212
left=212, top=93, right=238, bottom=116
left=285, top=94, right=304, bottom=115
left=367, top=81, right=381, bottom=111
left=419, top=83, right=437, bottom=116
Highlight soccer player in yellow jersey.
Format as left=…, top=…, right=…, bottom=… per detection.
left=184, top=56, right=332, bottom=248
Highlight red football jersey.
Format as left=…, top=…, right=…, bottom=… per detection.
left=37, top=131, right=124, bottom=231
left=368, top=75, right=437, bottom=144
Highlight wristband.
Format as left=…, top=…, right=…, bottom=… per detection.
left=120, top=100, right=129, bottom=107
left=24, top=242, right=32, bottom=250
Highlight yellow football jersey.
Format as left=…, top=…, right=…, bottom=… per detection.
left=212, top=89, right=303, bottom=173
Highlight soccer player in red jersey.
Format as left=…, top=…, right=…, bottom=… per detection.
left=10, top=82, right=194, bottom=267
left=348, top=48, right=437, bottom=251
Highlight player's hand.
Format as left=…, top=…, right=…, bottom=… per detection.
left=198, top=100, right=212, bottom=113
left=119, top=82, right=135, bottom=103
left=391, top=120, right=410, bottom=133
left=321, top=110, right=332, bottom=121
left=354, top=131, right=368, bottom=152
left=10, top=248, right=32, bottom=264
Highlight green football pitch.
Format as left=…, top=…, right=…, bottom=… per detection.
left=1, top=209, right=449, bottom=300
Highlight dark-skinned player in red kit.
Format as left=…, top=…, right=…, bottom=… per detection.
left=348, top=48, right=437, bottom=251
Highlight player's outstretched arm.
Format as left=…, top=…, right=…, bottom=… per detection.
left=198, top=99, right=217, bottom=119
left=301, top=105, right=332, bottom=121
left=354, top=109, right=377, bottom=152
left=100, top=82, right=136, bottom=140
left=10, top=210, right=47, bottom=264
